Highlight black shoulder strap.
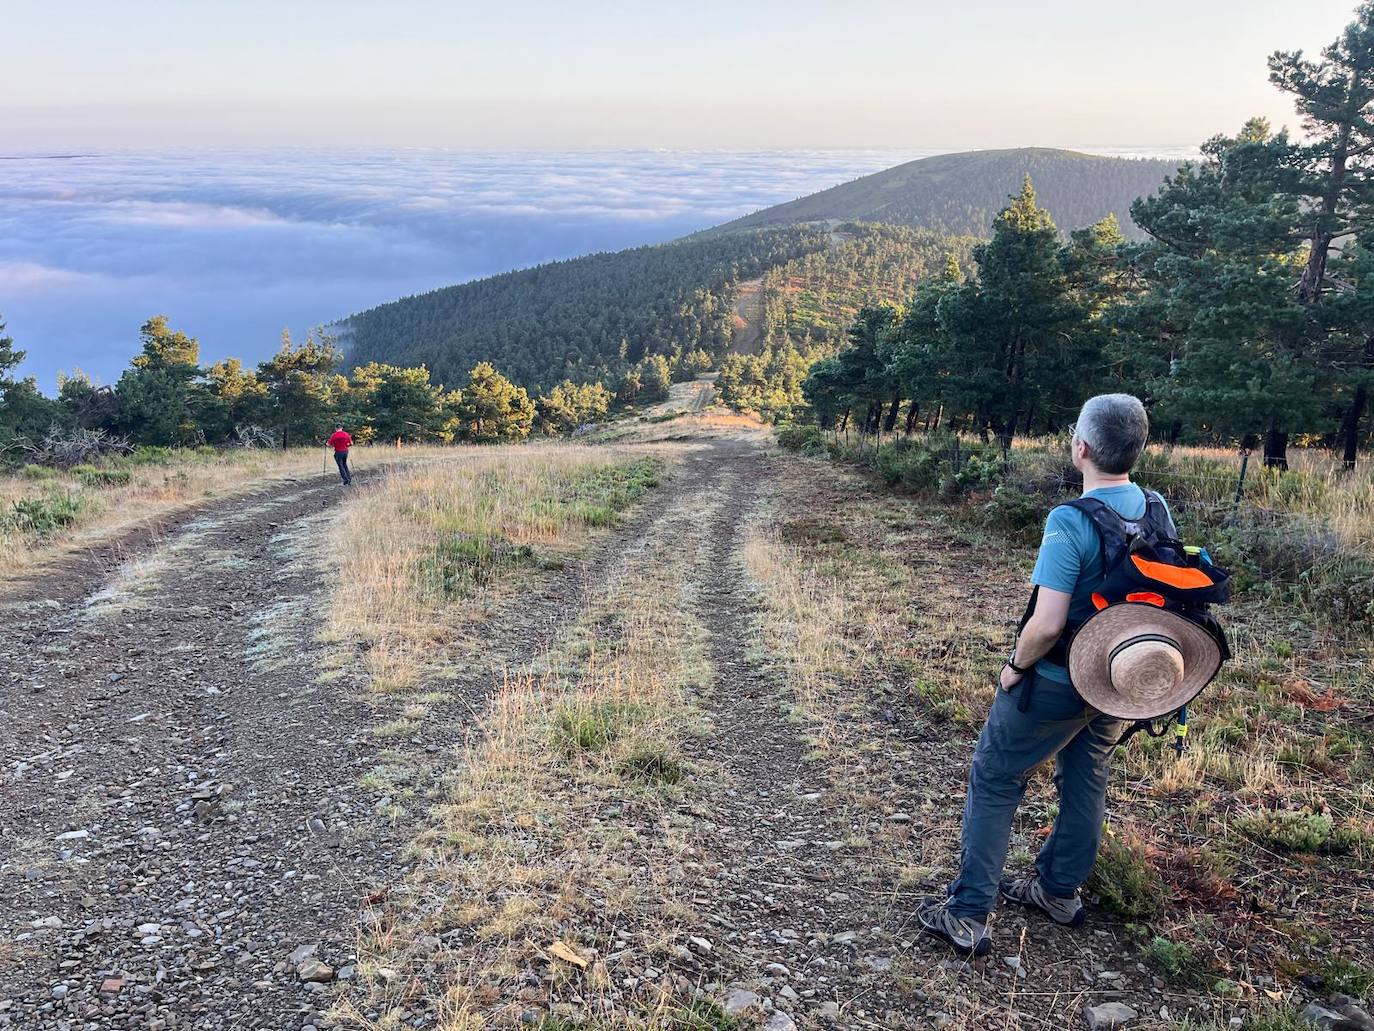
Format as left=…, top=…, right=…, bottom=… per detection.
left=1142, top=489, right=1177, bottom=540
left=1064, top=496, right=1130, bottom=572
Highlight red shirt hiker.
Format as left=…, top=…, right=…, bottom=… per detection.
left=327, top=427, right=353, bottom=485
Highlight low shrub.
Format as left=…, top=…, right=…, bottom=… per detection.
left=2, top=490, right=88, bottom=538
left=1148, top=935, right=1210, bottom=987
left=939, top=449, right=1004, bottom=498
left=1085, top=829, right=1166, bottom=918
left=978, top=485, right=1047, bottom=544
left=19, top=464, right=58, bottom=480
left=1213, top=511, right=1374, bottom=623
left=776, top=423, right=832, bottom=457
left=1234, top=808, right=1333, bottom=852
left=72, top=465, right=132, bottom=487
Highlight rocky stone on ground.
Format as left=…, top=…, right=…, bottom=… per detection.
left=1085, top=1001, right=1139, bottom=1029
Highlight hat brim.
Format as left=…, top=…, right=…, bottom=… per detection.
left=1067, top=603, right=1223, bottom=720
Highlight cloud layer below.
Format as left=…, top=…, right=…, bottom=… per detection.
left=0, top=146, right=1194, bottom=389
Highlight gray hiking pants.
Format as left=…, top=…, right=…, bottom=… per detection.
left=946, top=671, right=1126, bottom=920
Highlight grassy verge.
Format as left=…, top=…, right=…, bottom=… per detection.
left=0, top=446, right=355, bottom=583
left=755, top=434, right=1374, bottom=1009
left=322, top=447, right=660, bottom=697
left=330, top=463, right=731, bottom=1030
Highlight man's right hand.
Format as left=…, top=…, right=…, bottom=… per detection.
left=999, top=665, right=1026, bottom=692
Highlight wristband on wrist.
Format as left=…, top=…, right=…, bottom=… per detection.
left=1006, top=653, right=1031, bottom=675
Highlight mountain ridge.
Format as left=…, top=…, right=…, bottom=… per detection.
left=706, top=147, right=1180, bottom=239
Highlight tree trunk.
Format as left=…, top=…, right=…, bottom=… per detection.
left=1298, top=123, right=1349, bottom=305
left=883, top=395, right=900, bottom=433
left=1167, top=419, right=1182, bottom=447
left=1340, top=337, right=1374, bottom=471
left=1263, top=424, right=1289, bottom=470
left=838, top=408, right=850, bottom=433
left=904, top=400, right=920, bottom=435
left=1341, top=382, right=1368, bottom=471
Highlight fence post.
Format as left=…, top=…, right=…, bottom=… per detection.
left=1231, top=447, right=1251, bottom=517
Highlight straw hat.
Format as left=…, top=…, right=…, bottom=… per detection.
left=1067, top=603, right=1224, bottom=720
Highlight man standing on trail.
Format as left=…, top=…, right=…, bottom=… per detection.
left=918, top=394, right=1170, bottom=956
left=327, top=423, right=353, bottom=485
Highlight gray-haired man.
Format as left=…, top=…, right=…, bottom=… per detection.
left=917, top=394, right=1172, bottom=955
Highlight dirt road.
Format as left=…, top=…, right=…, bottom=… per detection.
left=0, top=435, right=1198, bottom=1030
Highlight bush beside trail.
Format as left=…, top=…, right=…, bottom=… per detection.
left=777, top=426, right=1374, bottom=626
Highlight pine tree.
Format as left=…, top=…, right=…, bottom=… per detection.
left=114, top=316, right=205, bottom=445
left=1270, top=5, right=1374, bottom=465
left=1126, top=124, right=1319, bottom=466
left=938, top=176, right=1091, bottom=445
left=257, top=329, right=342, bottom=448
left=454, top=362, right=535, bottom=443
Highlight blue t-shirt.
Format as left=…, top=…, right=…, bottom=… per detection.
left=1029, top=484, right=1174, bottom=684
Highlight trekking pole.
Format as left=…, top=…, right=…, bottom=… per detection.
left=1173, top=706, right=1188, bottom=757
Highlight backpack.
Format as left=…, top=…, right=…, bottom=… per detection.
left=1017, top=490, right=1232, bottom=749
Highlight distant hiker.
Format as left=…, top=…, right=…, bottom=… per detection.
left=328, top=424, right=353, bottom=485
left=917, top=393, right=1224, bottom=957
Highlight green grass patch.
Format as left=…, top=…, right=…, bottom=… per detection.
left=422, top=532, right=536, bottom=596
left=914, top=679, right=974, bottom=725
left=551, top=700, right=646, bottom=755
left=540, top=1001, right=742, bottom=1031
left=1317, top=956, right=1374, bottom=997
left=19, top=463, right=58, bottom=480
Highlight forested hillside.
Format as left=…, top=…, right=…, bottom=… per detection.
left=711, top=148, right=1178, bottom=239
left=340, top=229, right=826, bottom=393
left=339, top=223, right=968, bottom=394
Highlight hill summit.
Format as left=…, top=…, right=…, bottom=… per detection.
left=709, top=147, right=1179, bottom=239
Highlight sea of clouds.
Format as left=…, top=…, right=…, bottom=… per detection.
left=0, top=146, right=1196, bottom=390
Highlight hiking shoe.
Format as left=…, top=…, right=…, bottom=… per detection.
left=916, top=897, right=991, bottom=956
left=999, top=876, right=1085, bottom=927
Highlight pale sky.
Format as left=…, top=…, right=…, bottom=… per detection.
left=3, top=0, right=1361, bottom=149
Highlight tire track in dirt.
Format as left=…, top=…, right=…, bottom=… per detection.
left=679, top=440, right=930, bottom=1030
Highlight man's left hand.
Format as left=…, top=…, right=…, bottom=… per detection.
left=999, top=664, right=1025, bottom=691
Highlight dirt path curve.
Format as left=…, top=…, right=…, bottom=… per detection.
left=0, top=455, right=681, bottom=1031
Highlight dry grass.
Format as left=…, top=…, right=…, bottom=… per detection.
left=0, top=446, right=361, bottom=583
left=336, top=477, right=724, bottom=1030
left=322, top=445, right=662, bottom=696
